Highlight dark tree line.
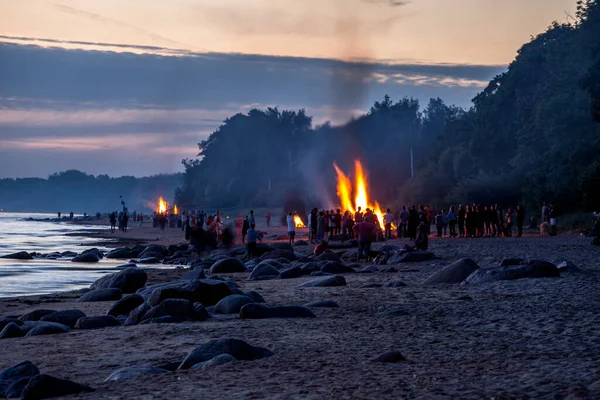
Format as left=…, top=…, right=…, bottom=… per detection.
left=177, top=0, right=600, bottom=213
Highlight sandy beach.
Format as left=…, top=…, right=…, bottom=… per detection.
left=2, top=224, right=600, bottom=399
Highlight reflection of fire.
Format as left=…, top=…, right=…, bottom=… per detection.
left=294, top=215, right=305, bottom=228
left=157, top=197, right=167, bottom=214
left=333, top=160, right=387, bottom=227
left=173, top=205, right=179, bottom=215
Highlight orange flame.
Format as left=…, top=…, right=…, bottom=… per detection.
left=157, top=197, right=167, bottom=214
left=294, top=215, right=305, bottom=228
left=173, top=205, right=179, bottom=215
left=333, top=160, right=388, bottom=228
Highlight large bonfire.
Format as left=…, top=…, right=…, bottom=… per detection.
left=333, top=160, right=387, bottom=227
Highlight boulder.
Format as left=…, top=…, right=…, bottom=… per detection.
left=248, top=263, right=280, bottom=281
left=107, top=294, right=145, bottom=317
left=319, top=261, right=355, bottom=274
left=0, top=251, right=33, bottom=260
left=239, top=303, right=317, bottom=319
left=304, top=300, right=339, bottom=308
left=40, top=310, right=86, bottom=328
left=463, top=260, right=560, bottom=284
left=383, top=281, right=407, bottom=288
left=296, top=275, right=347, bottom=288
left=60, top=251, right=77, bottom=258
left=192, top=303, right=210, bottom=321
left=209, top=258, right=246, bottom=274
left=294, top=240, right=309, bottom=246
left=372, top=351, right=407, bottom=363
left=179, top=338, right=274, bottom=370
left=500, top=258, right=525, bottom=267
left=71, top=252, right=101, bottom=263
left=243, top=290, right=266, bottom=303
left=20, top=374, right=94, bottom=400
left=91, top=268, right=148, bottom=293
left=260, top=250, right=297, bottom=262
left=0, top=318, right=23, bottom=331
left=25, top=323, right=69, bottom=337
left=6, top=377, right=31, bottom=398
left=142, top=299, right=194, bottom=322
left=313, top=252, right=342, bottom=263
left=153, top=361, right=182, bottom=372
left=75, top=316, right=121, bottom=329
left=18, top=310, right=56, bottom=322
left=299, top=262, right=320, bottom=275
left=105, top=366, right=168, bottom=382
left=0, top=323, right=24, bottom=339
left=556, top=260, right=581, bottom=273
left=0, top=361, right=39, bottom=382
left=278, top=266, right=303, bottom=279
left=124, top=303, right=151, bottom=326
left=105, top=248, right=133, bottom=259
left=214, top=295, right=256, bottom=314
left=190, top=353, right=237, bottom=370
left=357, top=265, right=380, bottom=274
left=137, top=257, right=161, bottom=264
left=423, top=258, right=480, bottom=285
left=140, top=244, right=168, bottom=257
left=115, top=263, right=137, bottom=270
left=382, top=266, right=399, bottom=273
left=142, top=279, right=234, bottom=307
left=77, top=288, right=122, bottom=303
left=311, top=271, right=332, bottom=277
left=181, top=268, right=206, bottom=281
left=270, top=242, right=294, bottom=252
left=388, top=251, right=434, bottom=264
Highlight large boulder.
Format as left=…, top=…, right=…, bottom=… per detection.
left=463, top=260, right=560, bottom=284
left=240, top=303, right=317, bottom=319
left=105, top=366, right=168, bottom=382
left=25, top=322, right=69, bottom=337
left=423, top=258, right=480, bottom=285
left=243, top=290, right=266, bottom=303
left=40, top=310, right=86, bottom=328
left=143, top=279, right=234, bottom=307
left=209, top=258, right=246, bottom=274
left=313, top=252, right=342, bottom=263
left=269, top=242, right=294, bottom=252
left=77, top=288, right=122, bottom=302
left=0, top=322, right=24, bottom=339
left=296, top=275, right=347, bottom=288
left=214, top=295, right=256, bottom=314
left=20, top=375, right=94, bottom=400
left=0, top=361, right=39, bottom=382
left=0, top=318, right=23, bottom=331
left=319, top=261, right=355, bottom=274
left=178, top=338, right=274, bottom=370
left=0, top=251, right=33, bottom=260
left=107, top=294, right=145, bottom=317
left=75, top=316, right=121, bottom=329
left=139, top=245, right=168, bottom=257
left=304, top=300, right=339, bottom=308
left=260, top=250, right=297, bottom=262
left=18, top=310, right=55, bottom=322
left=105, top=248, right=134, bottom=259
left=91, top=268, right=148, bottom=293
left=5, top=377, right=31, bottom=398
left=71, top=252, right=101, bottom=263
left=278, top=266, right=303, bottom=279
left=299, top=262, right=320, bottom=275
left=190, top=354, right=236, bottom=370
left=248, top=263, right=280, bottom=281
left=388, top=251, right=434, bottom=264
left=141, top=299, right=194, bottom=322
left=124, top=303, right=151, bottom=326
left=181, top=268, right=206, bottom=281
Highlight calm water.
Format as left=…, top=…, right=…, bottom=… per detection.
left=0, top=212, right=165, bottom=298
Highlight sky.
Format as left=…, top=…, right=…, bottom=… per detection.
left=0, top=0, right=577, bottom=178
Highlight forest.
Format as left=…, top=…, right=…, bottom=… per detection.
left=0, top=170, right=182, bottom=213
left=176, top=0, right=600, bottom=215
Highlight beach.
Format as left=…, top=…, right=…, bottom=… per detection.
left=1, top=220, right=600, bottom=399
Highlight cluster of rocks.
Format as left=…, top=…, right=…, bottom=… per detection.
left=0, top=361, right=94, bottom=399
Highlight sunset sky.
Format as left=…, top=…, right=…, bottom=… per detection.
left=0, top=0, right=577, bottom=178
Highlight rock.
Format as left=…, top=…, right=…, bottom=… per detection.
left=278, top=266, right=303, bottom=279
left=91, top=268, right=148, bottom=293
left=191, top=354, right=237, bottom=370
left=209, top=258, right=246, bottom=274
left=357, top=265, right=380, bottom=274
left=361, top=283, right=383, bottom=288
left=0, top=318, right=23, bottom=331
left=296, top=275, right=347, bottom=288
left=141, top=279, right=234, bottom=307
left=153, top=361, right=182, bottom=372
left=314, top=252, right=342, bottom=263
left=248, top=263, right=280, bottom=280
left=124, top=303, right=152, bottom=326
left=0, top=323, right=24, bottom=339
left=243, top=290, right=266, bottom=303
left=382, top=266, right=399, bottom=273
left=556, top=260, right=581, bottom=273
left=424, top=258, right=480, bottom=285
left=0, top=361, right=39, bottom=382
left=311, top=271, right=332, bottom=276
left=192, top=303, right=210, bottom=321
left=60, top=251, right=77, bottom=258
left=40, top=310, right=85, bottom=328
left=239, top=303, right=317, bottom=319
left=25, top=322, right=69, bottom=337
left=75, top=316, right=121, bottom=329
left=304, top=300, right=339, bottom=308
left=383, top=281, right=407, bottom=288
left=20, top=374, right=94, bottom=400
left=463, top=260, right=560, bottom=284
left=320, top=261, right=355, bottom=274
left=214, top=295, right=256, bottom=314
left=181, top=268, right=206, bottom=281
left=107, top=294, right=144, bottom=317
left=388, top=251, right=434, bottom=264
left=71, top=252, right=101, bottom=263
left=372, top=350, right=407, bottom=363
left=105, top=248, right=134, bottom=259
left=142, top=299, right=194, bottom=322
left=76, top=288, right=122, bottom=302
left=105, top=366, right=168, bottom=382
left=259, top=250, right=297, bottom=262
left=299, top=262, right=320, bottom=275
left=179, top=338, right=274, bottom=369
left=18, top=310, right=56, bottom=322
left=376, top=307, right=410, bottom=317
left=140, top=244, right=168, bottom=257
left=0, top=251, right=33, bottom=260
left=500, top=258, right=525, bottom=267
left=137, top=257, right=160, bottom=264
left=270, top=242, right=294, bottom=251
left=6, top=377, right=31, bottom=398
left=294, top=240, right=308, bottom=246
left=115, top=263, right=137, bottom=270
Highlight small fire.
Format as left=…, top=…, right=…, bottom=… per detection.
left=333, top=160, right=388, bottom=228
left=294, top=215, right=305, bottom=228
left=173, top=205, right=179, bottom=215
left=157, top=197, right=167, bottom=214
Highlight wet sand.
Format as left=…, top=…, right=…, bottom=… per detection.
left=2, top=229, right=600, bottom=399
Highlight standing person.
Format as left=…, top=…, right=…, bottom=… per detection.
left=354, top=207, right=363, bottom=223
left=407, top=205, right=419, bottom=241
left=458, top=205, right=465, bottom=237
left=246, top=224, right=262, bottom=260
left=335, top=209, right=342, bottom=237
left=495, top=204, right=504, bottom=237
left=505, top=208, right=514, bottom=237
left=384, top=208, right=394, bottom=239
left=248, top=210, right=255, bottom=228
left=448, top=206, right=457, bottom=237
left=265, top=212, right=271, bottom=228
left=516, top=205, right=525, bottom=237
left=242, top=216, right=250, bottom=244
left=441, top=209, right=449, bottom=237
left=549, top=204, right=557, bottom=236
left=109, top=212, right=117, bottom=233
left=310, top=209, right=318, bottom=243
left=435, top=210, right=444, bottom=237
left=139, top=213, right=144, bottom=228
left=398, top=206, right=409, bottom=238
left=287, top=212, right=296, bottom=244
left=198, top=210, right=206, bottom=227
left=324, top=210, right=331, bottom=240
left=122, top=211, right=129, bottom=233
left=353, top=219, right=376, bottom=262
left=541, top=202, right=550, bottom=224
left=345, top=212, right=355, bottom=239
left=316, top=211, right=326, bottom=242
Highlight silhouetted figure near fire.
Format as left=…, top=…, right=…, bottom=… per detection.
left=354, top=219, right=376, bottom=262
left=316, top=211, right=325, bottom=242
left=407, top=205, right=419, bottom=240
left=109, top=212, right=117, bottom=233
left=242, top=216, right=249, bottom=244
left=310, top=209, right=318, bottom=243
left=354, top=207, right=363, bottom=223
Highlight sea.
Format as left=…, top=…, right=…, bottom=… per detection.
left=0, top=212, right=166, bottom=298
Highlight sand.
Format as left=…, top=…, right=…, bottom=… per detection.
left=2, top=228, right=600, bottom=399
